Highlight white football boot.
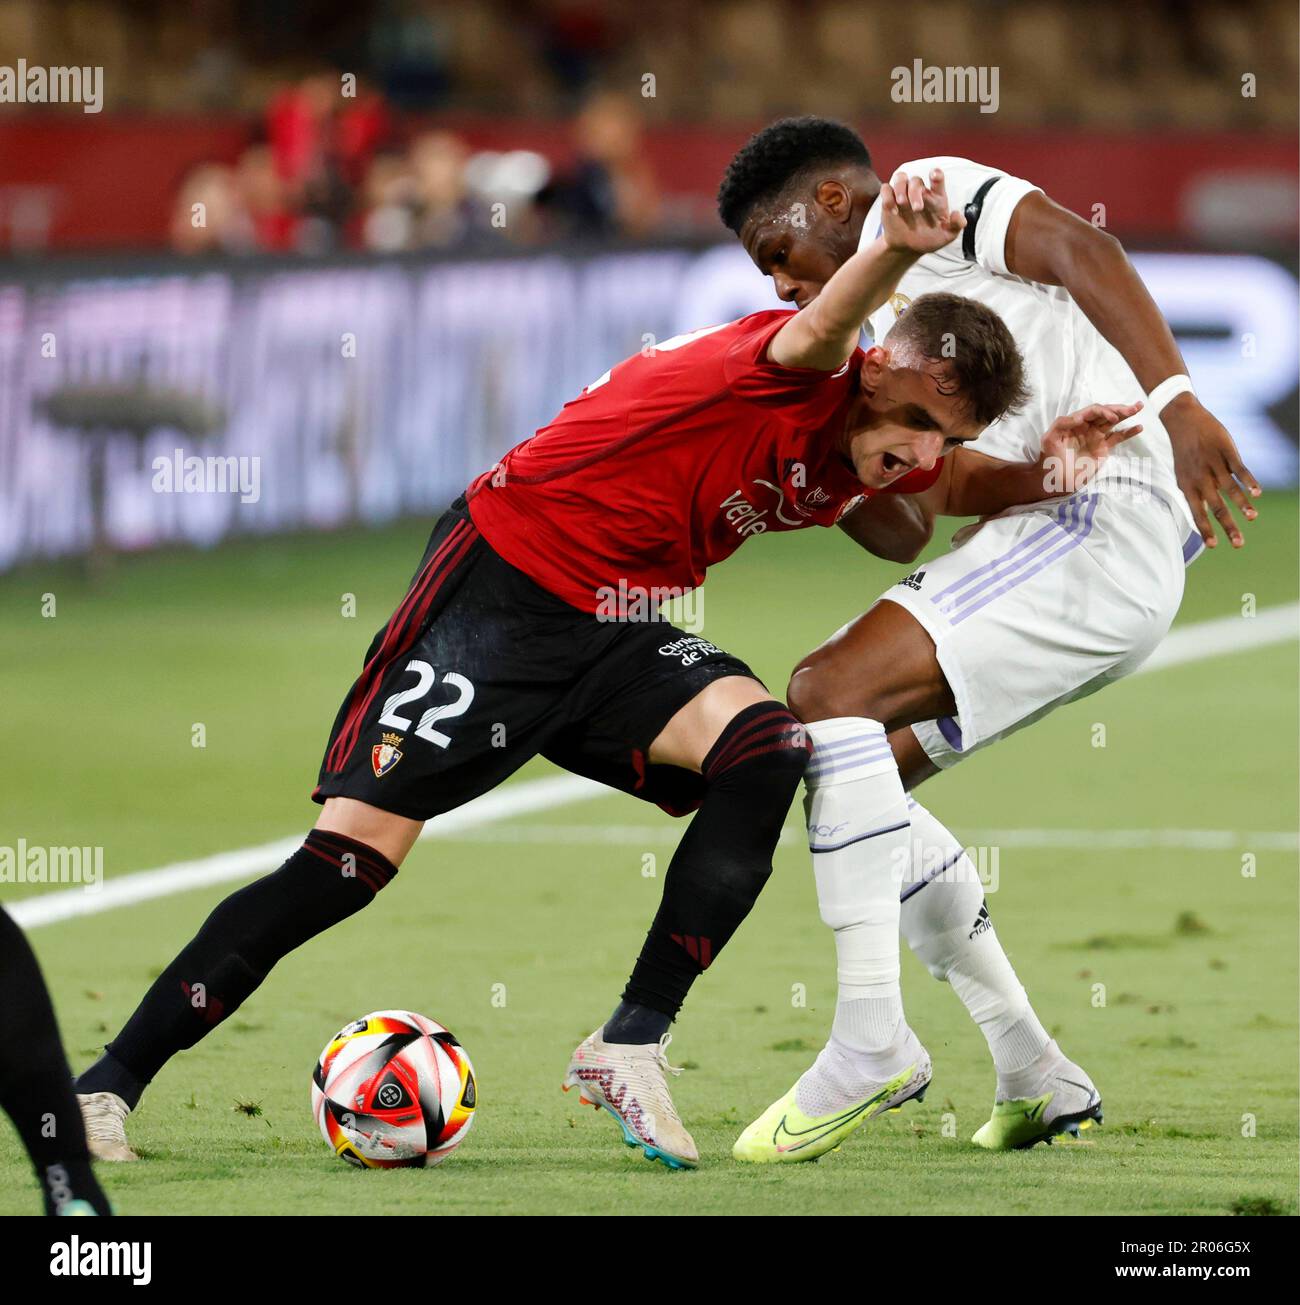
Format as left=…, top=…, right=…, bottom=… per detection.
left=972, top=1043, right=1103, bottom=1150
left=562, top=1028, right=698, bottom=1169
left=77, top=1091, right=139, bottom=1162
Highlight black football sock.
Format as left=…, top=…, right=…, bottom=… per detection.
left=609, top=702, right=810, bottom=1040
left=603, top=999, right=671, bottom=1045
left=0, top=908, right=113, bottom=1214
left=76, top=830, right=398, bottom=1106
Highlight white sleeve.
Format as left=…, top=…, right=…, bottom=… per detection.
left=966, top=170, right=1040, bottom=275
left=888, top=157, right=1041, bottom=275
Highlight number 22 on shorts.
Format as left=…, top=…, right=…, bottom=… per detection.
left=378, top=659, right=475, bottom=748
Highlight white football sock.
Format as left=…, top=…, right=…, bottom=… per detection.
left=900, top=798, right=1051, bottom=1083
left=994, top=1035, right=1068, bottom=1102
left=802, top=718, right=912, bottom=1067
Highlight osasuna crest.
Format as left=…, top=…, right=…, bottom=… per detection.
left=372, top=732, right=404, bottom=778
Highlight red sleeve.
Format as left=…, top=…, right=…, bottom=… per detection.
left=879, top=458, right=946, bottom=495
left=722, top=312, right=858, bottom=426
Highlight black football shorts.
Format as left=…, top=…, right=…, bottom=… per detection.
left=314, top=498, right=761, bottom=821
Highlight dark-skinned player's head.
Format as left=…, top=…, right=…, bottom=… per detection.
left=842, top=292, right=1032, bottom=487
left=718, top=116, right=880, bottom=308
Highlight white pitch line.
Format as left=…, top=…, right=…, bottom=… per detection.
left=396, top=822, right=1299, bottom=852
left=1132, top=602, right=1297, bottom=675
left=959, top=827, right=1297, bottom=851
left=8, top=774, right=603, bottom=930
left=8, top=605, right=1297, bottom=930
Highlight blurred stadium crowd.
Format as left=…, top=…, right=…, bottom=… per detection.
left=0, top=0, right=1295, bottom=256
left=4, top=0, right=1296, bottom=124
left=168, top=87, right=661, bottom=255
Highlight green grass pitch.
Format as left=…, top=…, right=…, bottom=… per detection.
left=1, top=497, right=1296, bottom=1216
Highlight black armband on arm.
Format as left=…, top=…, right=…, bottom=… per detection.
left=962, top=176, right=1002, bottom=262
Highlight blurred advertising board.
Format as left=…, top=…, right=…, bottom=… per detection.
left=1, top=245, right=1295, bottom=572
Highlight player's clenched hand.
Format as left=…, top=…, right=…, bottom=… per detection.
left=880, top=168, right=966, bottom=256
left=1161, top=395, right=1260, bottom=549
left=1038, top=402, right=1142, bottom=495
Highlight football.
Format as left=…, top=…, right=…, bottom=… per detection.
left=311, top=1010, right=477, bottom=1168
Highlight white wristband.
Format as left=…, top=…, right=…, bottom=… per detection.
left=1147, top=373, right=1195, bottom=415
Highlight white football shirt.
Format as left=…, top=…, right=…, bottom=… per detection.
left=860, top=156, right=1193, bottom=535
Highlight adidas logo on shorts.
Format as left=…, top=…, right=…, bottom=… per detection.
left=898, top=569, right=926, bottom=591
left=969, top=905, right=993, bottom=939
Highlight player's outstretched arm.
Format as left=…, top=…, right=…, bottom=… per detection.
left=1003, top=192, right=1260, bottom=548
left=940, top=403, right=1142, bottom=518
left=769, top=169, right=965, bottom=372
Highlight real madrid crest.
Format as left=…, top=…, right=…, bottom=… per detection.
left=889, top=292, right=912, bottom=318
left=372, top=732, right=404, bottom=778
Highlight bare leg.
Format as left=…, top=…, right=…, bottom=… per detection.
left=787, top=599, right=954, bottom=728
left=889, top=726, right=941, bottom=790
left=648, top=675, right=775, bottom=770
left=315, top=797, right=423, bottom=867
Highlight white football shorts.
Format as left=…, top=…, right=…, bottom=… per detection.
left=883, top=480, right=1197, bottom=768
